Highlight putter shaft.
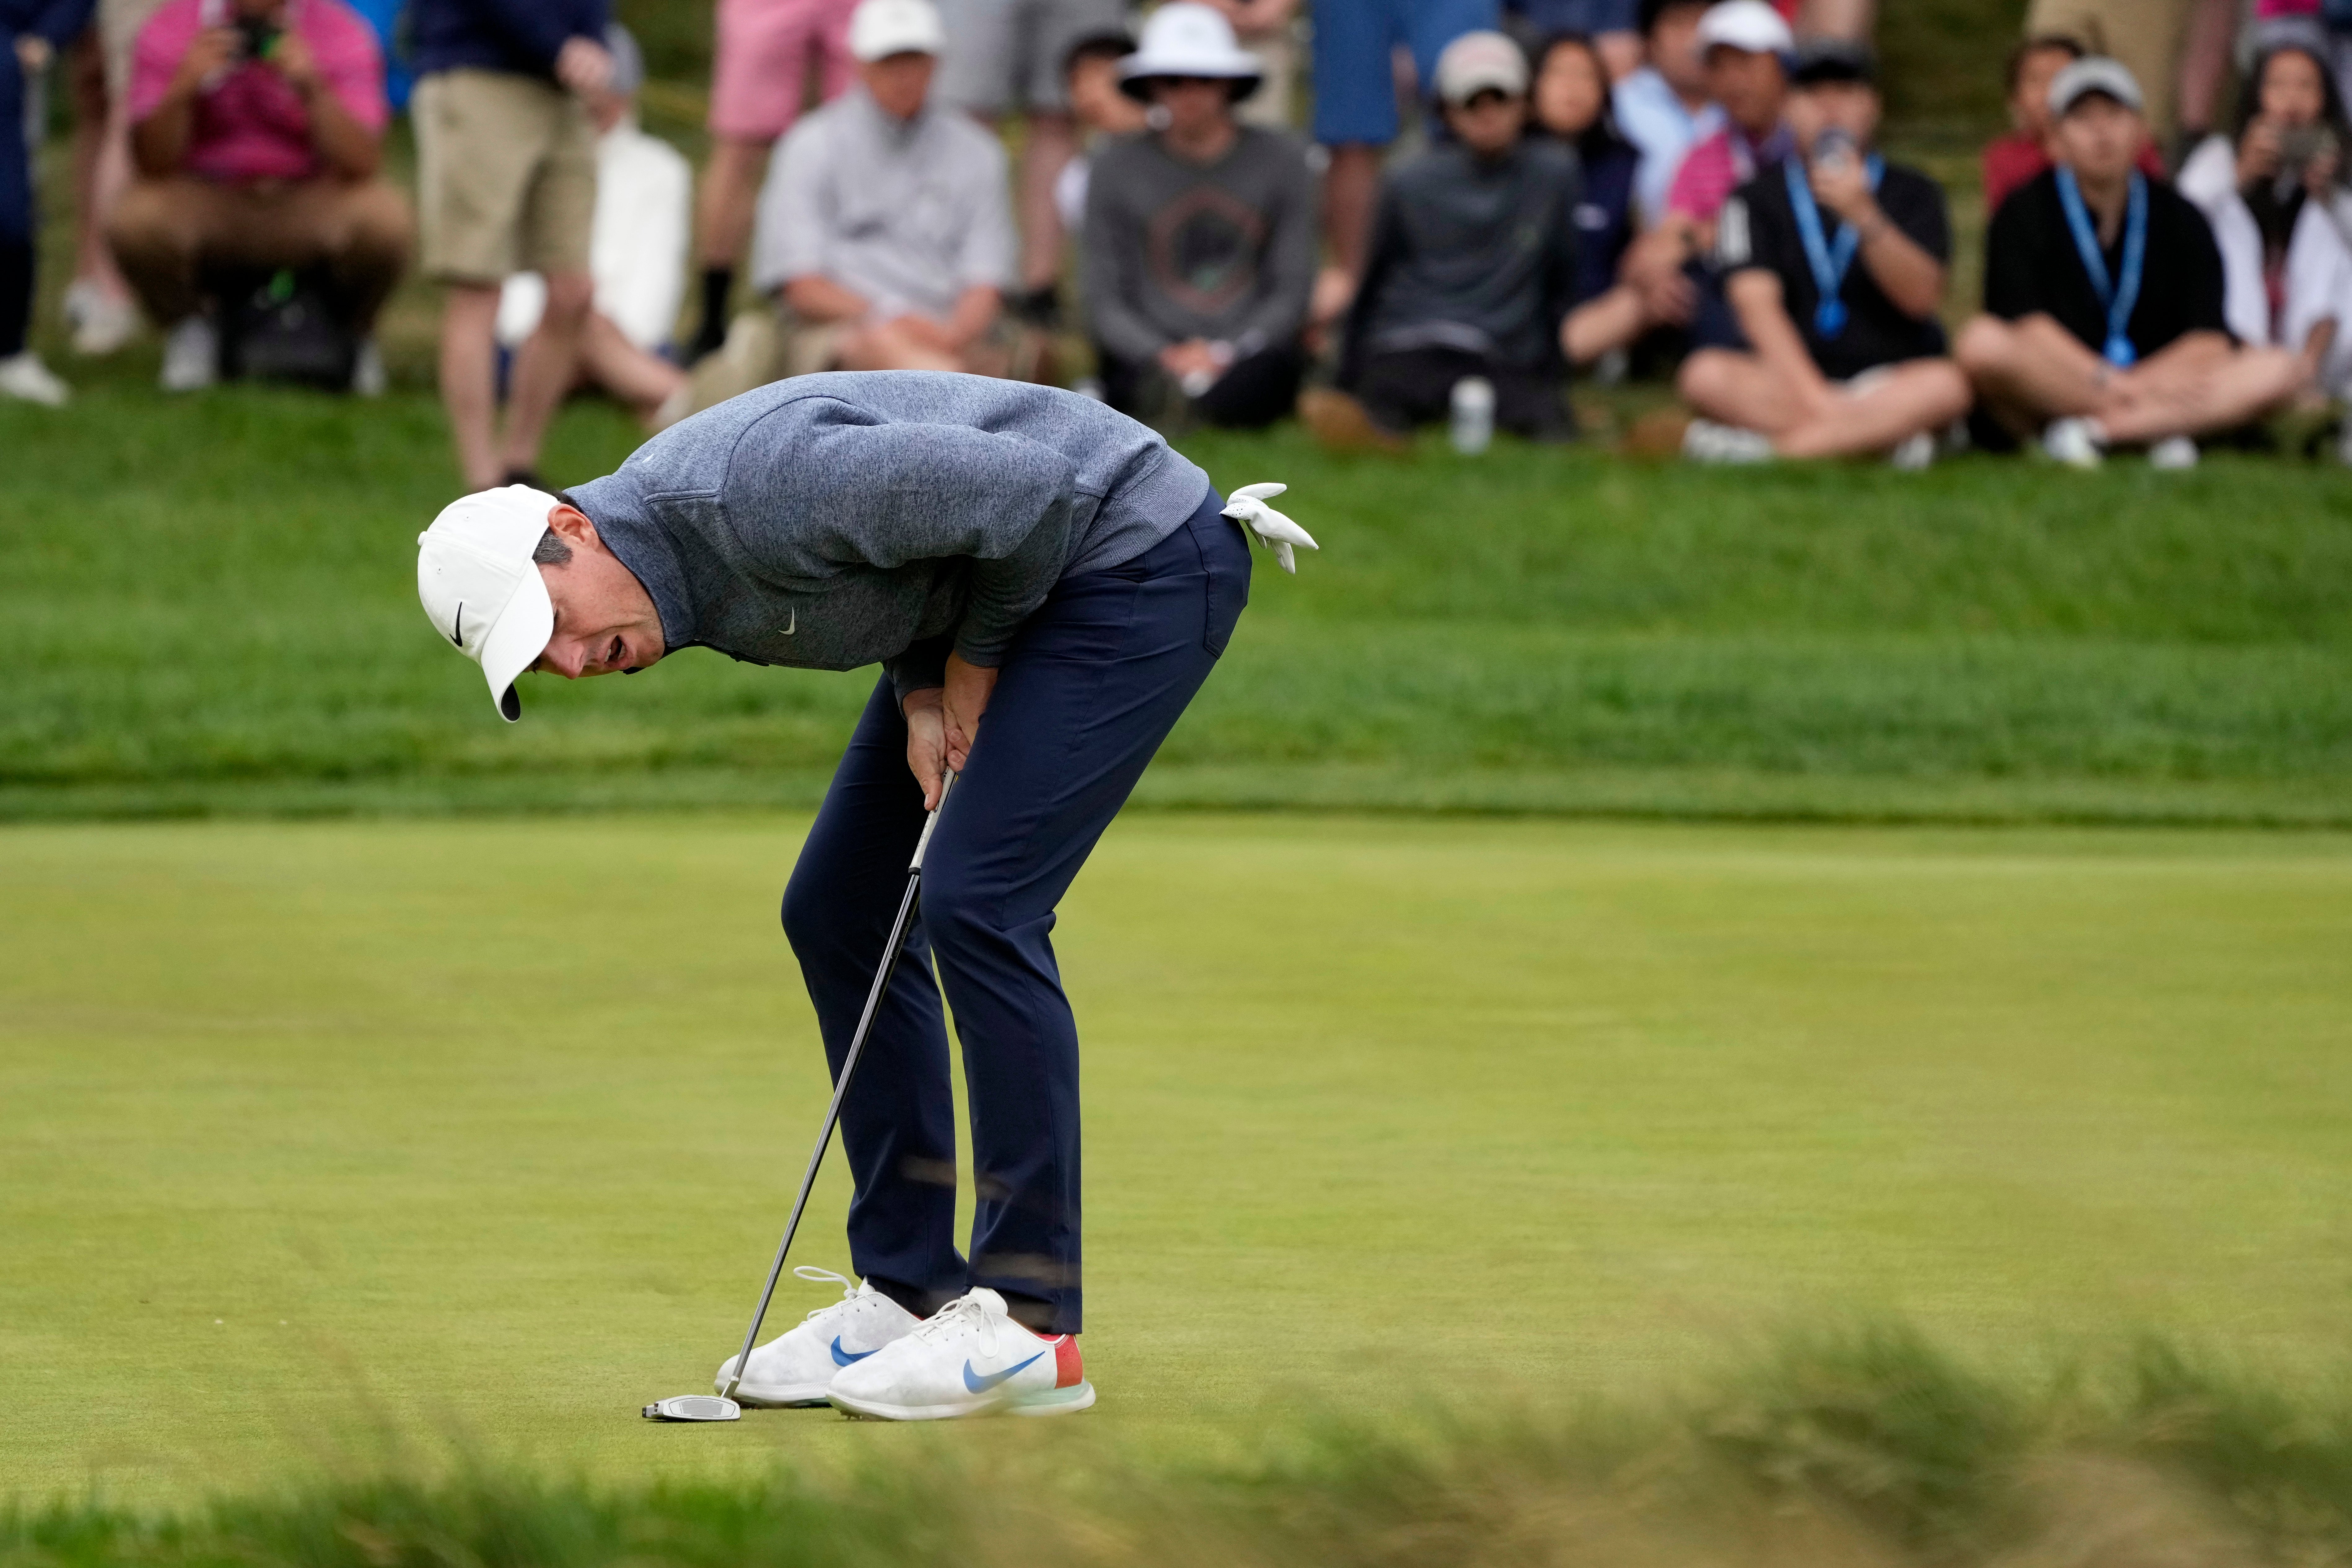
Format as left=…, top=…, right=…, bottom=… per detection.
left=719, top=772, right=955, bottom=1403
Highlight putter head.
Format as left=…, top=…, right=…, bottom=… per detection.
left=642, top=1394, right=741, bottom=1422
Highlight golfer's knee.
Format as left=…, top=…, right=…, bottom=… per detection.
left=914, top=865, right=999, bottom=959
left=779, top=874, right=836, bottom=955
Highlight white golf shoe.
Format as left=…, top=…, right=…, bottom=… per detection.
left=712, top=1266, right=922, bottom=1407
left=827, top=1287, right=1093, bottom=1421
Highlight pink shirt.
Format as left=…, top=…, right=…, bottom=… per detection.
left=129, top=0, right=387, bottom=183
left=1665, top=122, right=1795, bottom=222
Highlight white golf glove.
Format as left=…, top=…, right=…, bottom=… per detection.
left=1221, top=482, right=1318, bottom=574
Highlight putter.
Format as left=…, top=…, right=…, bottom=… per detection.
left=644, top=770, right=956, bottom=1423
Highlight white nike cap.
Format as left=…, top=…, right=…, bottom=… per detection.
left=416, top=485, right=560, bottom=723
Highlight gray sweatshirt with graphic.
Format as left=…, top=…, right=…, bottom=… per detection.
left=569, top=372, right=1210, bottom=699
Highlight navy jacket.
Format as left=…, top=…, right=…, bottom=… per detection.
left=2, top=0, right=94, bottom=234
left=411, top=0, right=605, bottom=80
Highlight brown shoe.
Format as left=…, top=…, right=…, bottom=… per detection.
left=1299, top=387, right=1409, bottom=453
left=1623, top=405, right=1694, bottom=460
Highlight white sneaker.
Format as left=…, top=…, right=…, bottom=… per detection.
left=64, top=281, right=140, bottom=356
left=2042, top=416, right=2105, bottom=469
left=0, top=350, right=70, bottom=407
left=350, top=338, right=387, bottom=398
left=711, top=1266, right=921, bottom=1407
left=2147, top=434, right=2198, bottom=470
left=1681, top=418, right=1776, bottom=464
left=159, top=315, right=219, bottom=392
left=1888, top=431, right=1935, bottom=471
left=827, top=1287, right=1093, bottom=1421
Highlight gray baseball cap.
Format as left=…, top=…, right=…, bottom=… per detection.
left=2049, top=55, right=2144, bottom=116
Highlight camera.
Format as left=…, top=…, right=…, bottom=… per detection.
left=235, top=14, right=280, bottom=60
left=1812, top=126, right=1860, bottom=174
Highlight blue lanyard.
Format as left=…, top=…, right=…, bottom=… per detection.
left=2054, top=167, right=2147, bottom=368
left=1783, top=153, right=1883, bottom=339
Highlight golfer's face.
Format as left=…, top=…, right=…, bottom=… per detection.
left=532, top=555, right=665, bottom=679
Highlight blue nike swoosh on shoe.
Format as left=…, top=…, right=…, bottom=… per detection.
left=831, top=1336, right=876, bottom=1366
left=962, top=1351, right=1046, bottom=1393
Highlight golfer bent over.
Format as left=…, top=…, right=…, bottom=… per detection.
left=414, top=371, right=1311, bottom=1420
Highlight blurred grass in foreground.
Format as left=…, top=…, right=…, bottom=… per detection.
left=11, top=1326, right=2352, bottom=1567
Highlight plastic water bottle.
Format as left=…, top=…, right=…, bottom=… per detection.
left=1450, top=376, right=1495, bottom=455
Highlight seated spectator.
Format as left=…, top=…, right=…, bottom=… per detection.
left=495, top=24, right=690, bottom=430
left=1533, top=29, right=1656, bottom=370
left=1505, top=0, right=1639, bottom=78
left=1675, top=41, right=1970, bottom=463
left=1956, top=58, right=2314, bottom=468
left=1611, top=0, right=1717, bottom=228
left=109, top=0, right=411, bottom=392
left=746, top=0, right=1018, bottom=377
left=1618, top=0, right=1793, bottom=347
left=1305, top=30, right=1578, bottom=446
left=1983, top=34, right=2163, bottom=214
left=1053, top=29, right=1145, bottom=250
left=1080, top=3, right=1315, bottom=429
left=2176, top=34, right=2352, bottom=407
left=2, top=0, right=95, bottom=406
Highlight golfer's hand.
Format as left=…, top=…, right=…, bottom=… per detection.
left=942, top=653, right=996, bottom=777
left=902, top=688, right=948, bottom=809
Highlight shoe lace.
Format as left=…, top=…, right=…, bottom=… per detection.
left=910, top=1292, right=1001, bottom=1356
left=794, top=1265, right=858, bottom=1321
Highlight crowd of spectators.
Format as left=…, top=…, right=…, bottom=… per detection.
left=8, top=0, right=2352, bottom=473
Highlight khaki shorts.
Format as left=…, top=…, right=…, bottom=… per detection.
left=101, top=0, right=170, bottom=95
left=413, top=69, right=597, bottom=285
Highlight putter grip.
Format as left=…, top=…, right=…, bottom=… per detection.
left=909, top=771, right=956, bottom=871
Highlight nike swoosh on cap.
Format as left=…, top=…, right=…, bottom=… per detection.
left=961, top=1350, right=1045, bottom=1393
left=450, top=603, right=464, bottom=647
left=831, top=1335, right=876, bottom=1367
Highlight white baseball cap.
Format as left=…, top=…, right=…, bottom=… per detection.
left=2048, top=55, right=2144, bottom=115
left=416, top=485, right=560, bottom=723
left=1118, top=2, right=1263, bottom=97
left=849, top=0, right=946, bottom=61
left=1433, top=30, right=1529, bottom=105
left=1695, top=0, right=1795, bottom=58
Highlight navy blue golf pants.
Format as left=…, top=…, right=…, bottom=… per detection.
left=781, top=490, right=1249, bottom=1335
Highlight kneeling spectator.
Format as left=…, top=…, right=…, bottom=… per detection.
left=1677, top=41, right=1968, bottom=464
left=1532, top=32, right=1649, bottom=373
left=1957, top=58, right=2313, bottom=469
left=746, top=0, right=1018, bottom=378
left=1081, top=4, right=1314, bottom=429
left=1307, top=31, right=1578, bottom=447
left=495, top=25, right=690, bottom=430
left=2175, top=35, right=2352, bottom=411
left=111, top=0, right=412, bottom=391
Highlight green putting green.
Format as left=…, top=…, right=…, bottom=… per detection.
left=3, top=812, right=2348, bottom=1502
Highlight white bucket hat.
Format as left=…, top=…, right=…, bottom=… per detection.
left=849, top=0, right=946, bottom=62
left=1119, top=2, right=1262, bottom=99
left=416, top=485, right=561, bottom=723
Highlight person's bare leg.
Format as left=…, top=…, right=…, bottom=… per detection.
left=1955, top=312, right=2111, bottom=434
left=1677, top=348, right=1809, bottom=436
left=1322, top=143, right=1381, bottom=284
left=836, top=319, right=961, bottom=372
left=501, top=271, right=594, bottom=475
left=1775, top=360, right=1974, bottom=458
left=694, top=136, right=772, bottom=271
left=576, top=311, right=688, bottom=421
left=1016, top=111, right=1077, bottom=295
left=438, top=285, right=504, bottom=489
left=1795, top=0, right=1874, bottom=40
left=1563, top=284, right=1655, bottom=366
left=2099, top=339, right=2308, bottom=442
left=68, top=37, right=130, bottom=301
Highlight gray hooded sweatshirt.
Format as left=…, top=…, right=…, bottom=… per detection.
left=569, top=372, right=1210, bottom=699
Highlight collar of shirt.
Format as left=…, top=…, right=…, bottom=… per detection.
left=568, top=471, right=698, bottom=653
